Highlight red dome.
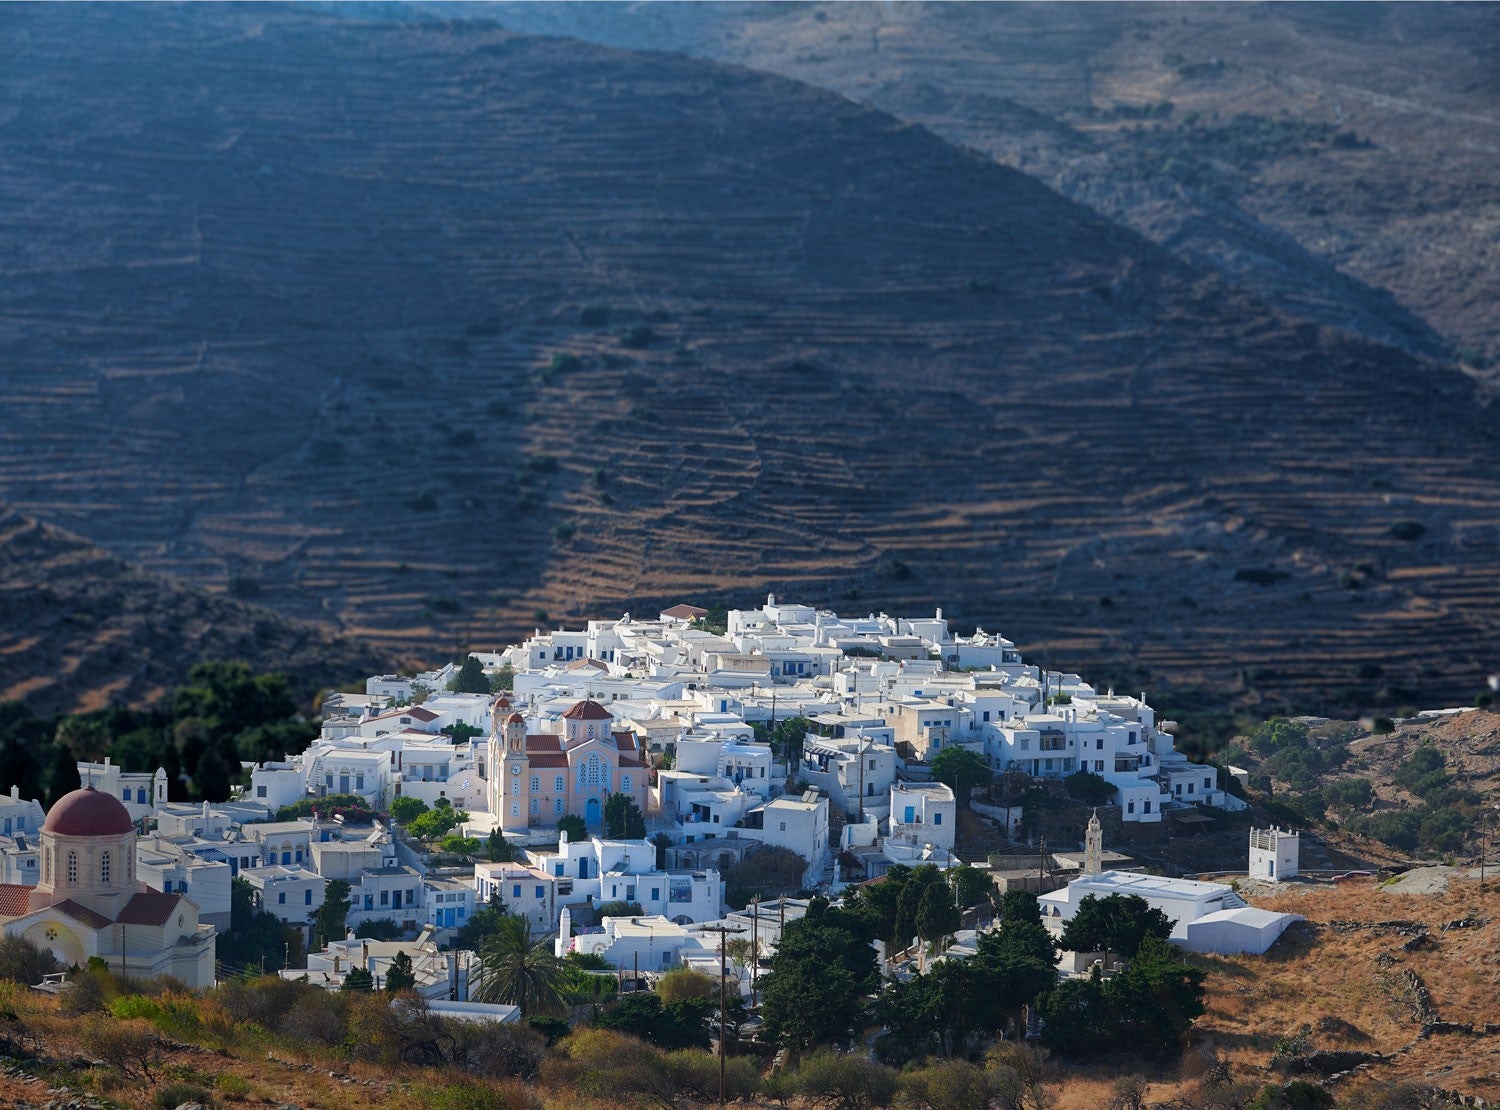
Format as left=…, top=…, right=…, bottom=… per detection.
left=44, top=786, right=135, bottom=837
left=506, top=712, right=526, bottom=724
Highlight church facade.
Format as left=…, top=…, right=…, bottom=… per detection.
left=487, top=699, right=649, bottom=834
left=0, top=786, right=216, bottom=987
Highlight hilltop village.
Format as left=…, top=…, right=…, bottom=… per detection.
left=0, top=598, right=1310, bottom=996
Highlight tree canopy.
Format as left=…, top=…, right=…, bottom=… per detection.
left=760, top=896, right=879, bottom=1051
left=930, top=747, right=993, bottom=806
left=1058, top=893, right=1174, bottom=965
left=448, top=655, right=491, bottom=695
left=604, top=792, right=646, bottom=839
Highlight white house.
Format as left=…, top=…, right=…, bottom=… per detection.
left=348, top=863, right=425, bottom=934
left=1249, top=826, right=1300, bottom=882
left=134, top=835, right=233, bottom=931
left=241, top=865, right=326, bottom=928
left=74, top=759, right=166, bottom=823
left=888, top=781, right=956, bottom=853
left=562, top=914, right=708, bottom=971
left=1038, top=870, right=1302, bottom=956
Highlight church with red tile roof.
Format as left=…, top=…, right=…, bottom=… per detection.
left=0, top=785, right=216, bottom=986
left=487, top=698, right=649, bottom=834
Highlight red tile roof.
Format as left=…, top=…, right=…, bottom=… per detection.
left=612, top=731, right=638, bottom=752
left=529, top=754, right=568, bottom=768
left=662, top=603, right=708, bottom=619
left=561, top=699, right=613, bottom=722
left=54, top=899, right=113, bottom=930
left=117, top=891, right=182, bottom=927
left=526, top=735, right=562, bottom=752
left=0, top=884, right=31, bottom=918
left=566, top=658, right=608, bottom=671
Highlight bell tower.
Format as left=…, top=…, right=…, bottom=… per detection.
left=500, top=712, right=530, bottom=833
left=1084, top=809, right=1103, bottom=875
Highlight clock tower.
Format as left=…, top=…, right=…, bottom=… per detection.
left=499, top=711, right=530, bottom=834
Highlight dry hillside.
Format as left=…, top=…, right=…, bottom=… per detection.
left=487, top=1, right=1500, bottom=377
left=1, top=5, right=1498, bottom=718
left=0, top=507, right=394, bottom=716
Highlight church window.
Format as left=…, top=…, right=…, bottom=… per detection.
left=100, top=851, right=110, bottom=884
left=622, top=775, right=631, bottom=793
left=511, top=802, right=519, bottom=817
left=66, top=851, right=77, bottom=886
left=554, top=798, right=563, bottom=815
left=577, top=755, right=609, bottom=790
left=555, top=775, right=564, bottom=792
left=530, top=798, right=539, bottom=815
left=512, top=781, right=519, bottom=795
left=531, top=776, right=540, bottom=793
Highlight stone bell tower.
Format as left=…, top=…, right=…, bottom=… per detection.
left=1083, top=809, right=1104, bottom=875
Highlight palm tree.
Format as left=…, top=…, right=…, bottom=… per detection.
left=473, top=915, right=567, bottom=1017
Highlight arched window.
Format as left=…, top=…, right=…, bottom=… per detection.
left=554, top=775, right=564, bottom=792
left=511, top=802, right=519, bottom=817
left=531, top=776, right=540, bottom=794
left=554, top=798, right=563, bottom=815
left=577, top=754, right=608, bottom=790
left=66, top=851, right=77, bottom=886
left=530, top=798, right=539, bottom=815
left=100, top=851, right=111, bottom=885
left=622, top=775, right=631, bottom=793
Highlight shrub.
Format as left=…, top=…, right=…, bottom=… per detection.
left=580, top=304, right=611, bottom=327
left=1389, top=520, right=1426, bottom=541
left=618, top=324, right=656, bottom=349
left=79, top=1014, right=164, bottom=1081
left=657, top=968, right=716, bottom=1004
left=1064, top=769, right=1114, bottom=806
left=153, top=1083, right=212, bottom=1109
left=0, top=936, right=60, bottom=985
left=790, top=1050, right=899, bottom=1110
left=214, top=1072, right=252, bottom=1100
left=552, top=521, right=577, bottom=544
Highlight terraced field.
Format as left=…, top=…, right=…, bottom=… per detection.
left=1, top=5, right=1497, bottom=719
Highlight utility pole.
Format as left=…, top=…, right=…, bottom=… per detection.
left=750, top=895, right=760, bottom=1007
left=695, top=923, right=745, bottom=1108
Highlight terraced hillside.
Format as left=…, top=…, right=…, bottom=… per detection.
left=487, top=1, right=1500, bottom=376
left=1, top=5, right=1498, bottom=720
left=0, top=508, right=393, bottom=716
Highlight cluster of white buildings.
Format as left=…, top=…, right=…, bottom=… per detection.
left=0, top=596, right=1262, bottom=990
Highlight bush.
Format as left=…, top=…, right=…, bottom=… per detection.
left=618, top=324, right=657, bottom=349
left=0, top=936, right=60, bottom=985
left=790, top=1050, right=899, bottom=1110
left=215, top=1072, right=252, bottom=1100
left=657, top=968, right=716, bottom=1004
left=1388, top=520, right=1426, bottom=541
left=154, top=1083, right=212, bottom=1109
left=355, top=918, right=402, bottom=941
left=1065, top=770, right=1115, bottom=806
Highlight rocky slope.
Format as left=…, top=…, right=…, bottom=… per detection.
left=1, top=5, right=1497, bottom=720
left=0, top=506, right=394, bottom=715
left=484, top=1, right=1500, bottom=377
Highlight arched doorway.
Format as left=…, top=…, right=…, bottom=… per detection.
left=585, top=797, right=601, bottom=828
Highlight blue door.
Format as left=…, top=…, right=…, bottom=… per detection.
left=904, top=806, right=915, bottom=824
left=585, top=797, right=601, bottom=828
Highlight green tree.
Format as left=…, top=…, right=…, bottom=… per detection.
left=876, top=958, right=984, bottom=1062
left=594, top=991, right=712, bottom=1050
left=557, top=814, right=588, bottom=843
left=217, top=877, right=297, bottom=970
left=1064, top=770, right=1115, bottom=806
left=596, top=900, right=644, bottom=919
left=490, top=664, right=515, bottom=693
left=948, top=865, right=997, bottom=912
left=1106, top=935, right=1206, bottom=1057
left=439, top=834, right=481, bottom=857
left=969, top=912, right=1060, bottom=1041
left=384, top=950, right=416, bottom=993
left=604, top=792, right=646, bottom=839
left=354, top=919, right=402, bottom=941
left=454, top=897, right=511, bottom=951
left=1325, top=778, right=1374, bottom=810
left=486, top=828, right=513, bottom=862
left=475, top=915, right=567, bottom=1017
left=930, top=747, right=993, bottom=807
left=1250, top=718, right=1309, bottom=756
left=1039, top=969, right=1111, bottom=1056
left=448, top=656, right=491, bottom=695
left=915, top=880, right=962, bottom=949
left=409, top=805, right=468, bottom=844
left=311, top=880, right=351, bottom=951
left=389, top=795, right=429, bottom=825
left=341, top=966, right=374, bottom=992
left=760, top=897, right=878, bottom=1051
left=1059, top=893, right=1174, bottom=966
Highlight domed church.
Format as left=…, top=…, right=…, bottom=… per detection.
left=0, top=785, right=216, bottom=987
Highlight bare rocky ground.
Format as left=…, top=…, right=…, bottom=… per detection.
left=1, top=5, right=1497, bottom=721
